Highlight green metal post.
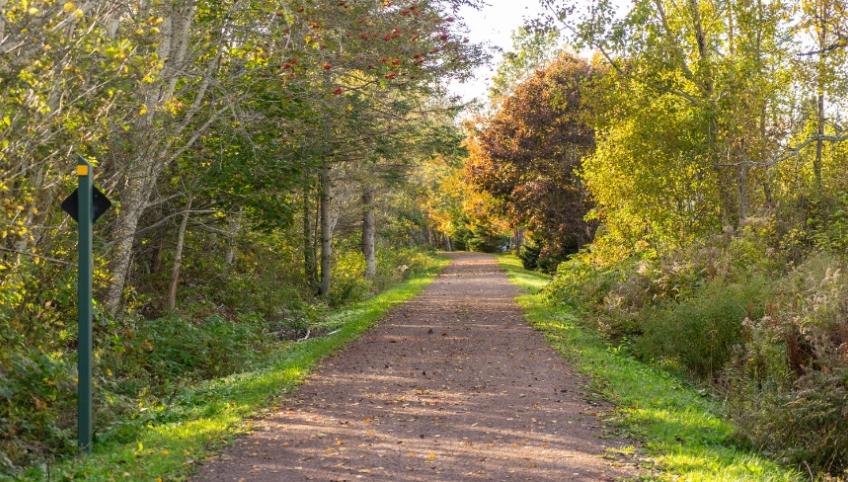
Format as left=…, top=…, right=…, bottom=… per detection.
left=76, top=157, right=93, bottom=453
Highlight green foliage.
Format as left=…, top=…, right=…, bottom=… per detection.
left=0, top=251, right=446, bottom=478
left=489, top=27, right=562, bottom=102
left=636, top=279, right=769, bottom=378
left=328, top=244, right=443, bottom=306
left=519, top=234, right=566, bottom=272
left=518, top=238, right=541, bottom=270
left=12, top=258, right=446, bottom=481
left=727, top=254, right=848, bottom=473
left=541, top=221, right=848, bottom=475
left=0, top=312, right=277, bottom=474
left=499, top=255, right=801, bottom=481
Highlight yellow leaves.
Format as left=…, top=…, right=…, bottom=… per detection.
left=137, top=104, right=149, bottom=116
left=164, top=98, right=184, bottom=115
left=62, top=2, right=75, bottom=13
left=17, top=70, right=36, bottom=87
left=27, top=7, right=39, bottom=15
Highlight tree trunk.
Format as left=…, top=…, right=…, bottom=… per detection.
left=303, top=177, right=318, bottom=292
left=738, top=161, right=748, bottom=224
left=362, top=187, right=376, bottom=281
left=512, top=228, right=525, bottom=254
left=167, top=196, right=192, bottom=311
left=815, top=91, right=825, bottom=191
left=150, top=230, right=166, bottom=275
left=224, top=208, right=242, bottom=267
left=105, top=1, right=201, bottom=315
left=445, top=234, right=453, bottom=252
left=105, top=173, right=150, bottom=314
left=318, top=160, right=333, bottom=298
left=814, top=1, right=827, bottom=192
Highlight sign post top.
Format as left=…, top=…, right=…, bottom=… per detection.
left=62, top=157, right=112, bottom=224
left=75, top=156, right=90, bottom=176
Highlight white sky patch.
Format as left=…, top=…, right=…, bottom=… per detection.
left=447, top=1, right=547, bottom=105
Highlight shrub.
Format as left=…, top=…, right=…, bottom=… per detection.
left=635, top=278, right=769, bottom=379
left=518, top=238, right=542, bottom=270
left=0, top=350, right=76, bottom=472
left=728, top=253, right=848, bottom=474
left=544, top=253, right=627, bottom=308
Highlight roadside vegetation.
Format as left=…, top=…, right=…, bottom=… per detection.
left=500, top=255, right=802, bottom=481
left=17, top=256, right=447, bottom=481
left=433, top=1, right=848, bottom=479
left=1, top=0, right=480, bottom=476
left=7, top=0, right=848, bottom=480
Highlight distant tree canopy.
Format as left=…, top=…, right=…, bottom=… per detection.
left=467, top=54, right=596, bottom=269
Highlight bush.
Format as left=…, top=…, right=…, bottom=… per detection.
left=635, top=279, right=769, bottom=378
left=0, top=350, right=76, bottom=472
left=0, top=311, right=279, bottom=474
left=518, top=238, right=542, bottom=270
left=110, top=313, right=274, bottom=384
left=728, top=253, right=848, bottom=474
left=544, top=253, right=627, bottom=308
left=518, top=234, right=568, bottom=272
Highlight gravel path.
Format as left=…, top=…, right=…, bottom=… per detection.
left=194, top=253, right=639, bottom=481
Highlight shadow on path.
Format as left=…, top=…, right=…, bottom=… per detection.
left=194, top=253, right=639, bottom=481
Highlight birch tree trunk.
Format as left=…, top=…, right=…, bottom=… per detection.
left=318, top=160, right=333, bottom=298
left=224, top=208, right=242, bottom=267
left=105, top=0, right=223, bottom=314
left=303, top=177, right=319, bottom=292
left=167, top=195, right=192, bottom=311
left=106, top=172, right=151, bottom=314
left=814, top=0, right=827, bottom=192
left=362, top=187, right=377, bottom=281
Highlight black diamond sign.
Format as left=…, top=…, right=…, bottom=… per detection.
left=61, top=187, right=112, bottom=224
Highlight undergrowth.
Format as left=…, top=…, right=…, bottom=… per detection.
left=1, top=250, right=446, bottom=480
left=498, top=254, right=802, bottom=482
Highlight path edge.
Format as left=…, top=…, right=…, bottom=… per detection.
left=44, top=255, right=452, bottom=482
left=496, top=253, right=803, bottom=482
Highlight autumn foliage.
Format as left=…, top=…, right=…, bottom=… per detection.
left=466, top=54, right=597, bottom=269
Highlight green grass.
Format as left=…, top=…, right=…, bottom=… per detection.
left=497, top=254, right=802, bottom=482
left=26, top=257, right=449, bottom=482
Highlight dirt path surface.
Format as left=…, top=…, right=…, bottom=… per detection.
left=194, top=253, right=638, bottom=481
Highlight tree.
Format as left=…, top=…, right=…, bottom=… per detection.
left=467, top=53, right=597, bottom=268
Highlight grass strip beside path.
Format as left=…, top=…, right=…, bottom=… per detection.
left=40, top=256, right=449, bottom=482
left=497, top=254, right=801, bottom=482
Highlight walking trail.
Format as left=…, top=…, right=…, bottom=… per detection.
left=195, top=253, right=638, bottom=481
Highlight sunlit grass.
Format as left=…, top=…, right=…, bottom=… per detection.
left=28, top=256, right=450, bottom=482
left=497, top=254, right=801, bottom=482
left=497, top=254, right=550, bottom=293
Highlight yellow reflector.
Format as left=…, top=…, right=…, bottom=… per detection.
left=76, top=165, right=89, bottom=176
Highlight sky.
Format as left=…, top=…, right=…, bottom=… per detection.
left=447, top=2, right=547, bottom=105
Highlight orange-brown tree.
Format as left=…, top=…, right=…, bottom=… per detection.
left=466, top=54, right=597, bottom=270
